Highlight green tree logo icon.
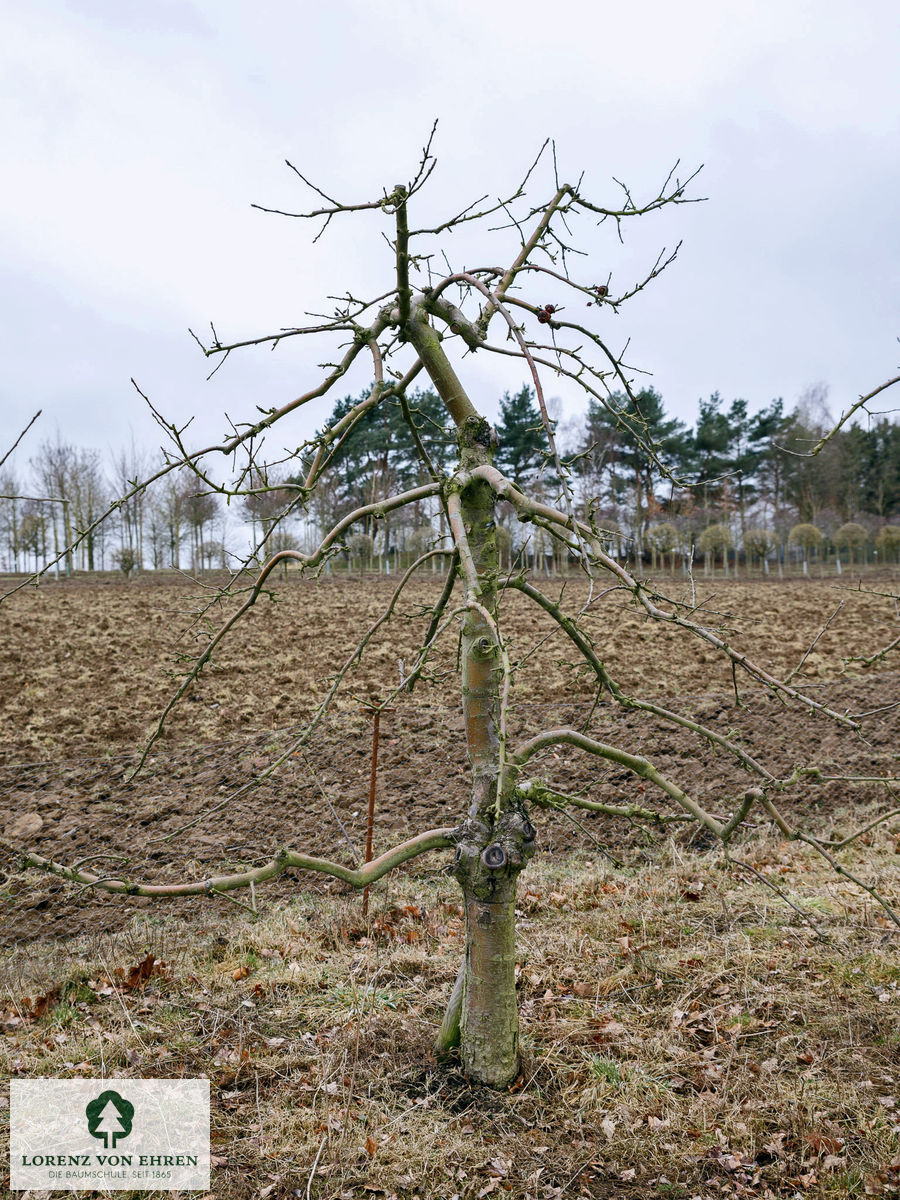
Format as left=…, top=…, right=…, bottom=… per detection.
left=85, top=1090, right=135, bottom=1149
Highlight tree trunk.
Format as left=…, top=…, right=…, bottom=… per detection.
left=451, top=424, right=527, bottom=1086
left=408, top=314, right=533, bottom=1087
left=456, top=862, right=520, bottom=1085
left=62, top=500, right=74, bottom=576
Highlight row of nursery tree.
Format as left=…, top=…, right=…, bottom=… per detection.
left=1, top=382, right=898, bottom=575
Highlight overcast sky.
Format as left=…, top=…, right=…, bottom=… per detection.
left=2, top=0, right=898, bottom=474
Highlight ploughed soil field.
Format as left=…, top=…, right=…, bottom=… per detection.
left=1, top=570, right=899, bottom=945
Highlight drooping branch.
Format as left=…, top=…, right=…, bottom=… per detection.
left=16, top=827, right=457, bottom=899
left=471, top=462, right=858, bottom=729
left=748, top=796, right=900, bottom=928
left=405, top=552, right=459, bottom=692
left=511, top=726, right=727, bottom=836
left=134, top=481, right=441, bottom=769
left=503, top=576, right=777, bottom=782
left=513, top=738, right=900, bottom=924
left=517, top=778, right=689, bottom=825
left=729, top=857, right=831, bottom=942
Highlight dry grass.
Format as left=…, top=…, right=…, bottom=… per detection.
left=2, top=825, right=900, bottom=1199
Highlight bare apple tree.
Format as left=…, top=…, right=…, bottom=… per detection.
left=11, top=132, right=900, bottom=1088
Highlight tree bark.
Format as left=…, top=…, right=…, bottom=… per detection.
left=458, top=856, right=520, bottom=1085
left=450, top=430, right=536, bottom=1086
left=408, top=314, right=533, bottom=1088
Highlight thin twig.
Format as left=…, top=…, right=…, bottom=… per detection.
left=784, top=600, right=844, bottom=684
left=0, top=409, right=42, bottom=470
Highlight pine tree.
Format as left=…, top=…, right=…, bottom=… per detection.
left=494, top=386, right=548, bottom=487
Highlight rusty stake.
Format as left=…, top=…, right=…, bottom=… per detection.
left=361, top=703, right=396, bottom=915
left=362, top=708, right=381, bottom=917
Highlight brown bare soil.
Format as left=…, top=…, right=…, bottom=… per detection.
left=3, top=569, right=899, bottom=761
left=1, top=571, right=898, bottom=945
left=2, top=571, right=900, bottom=1198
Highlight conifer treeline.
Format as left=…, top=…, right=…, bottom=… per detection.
left=1, top=384, right=897, bottom=573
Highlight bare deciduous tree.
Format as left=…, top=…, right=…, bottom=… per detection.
left=110, top=442, right=151, bottom=574
left=31, top=436, right=76, bottom=576
left=9, top=136, right=900, bottom=1089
